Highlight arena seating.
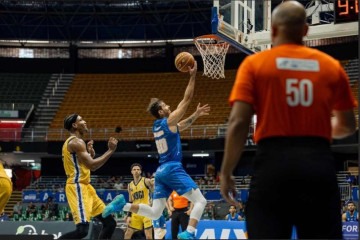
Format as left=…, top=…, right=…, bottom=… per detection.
left=341, top=59, right=359, bottom=128
left=47, top=70, right=236, bottom=140
left=0, top=73, right=51, bottom=105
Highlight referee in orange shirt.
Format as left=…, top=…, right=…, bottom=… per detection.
left=220, top=1, right=356, bottom=239
left=168, top=191, right=194, bottom=239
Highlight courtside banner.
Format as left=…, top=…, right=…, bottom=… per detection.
left=165, top=221, right=358, bottom=239
left=0, top=222, right=75, bottom=239
left=342, top=222, right=359, bottom=240
left=22, top=190, right=37, bottom=203
left=165, top=220, right=248, bottom=239
left=22, top=190, right=129, bottom=203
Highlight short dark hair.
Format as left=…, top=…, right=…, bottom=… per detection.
left=147, top=98, right=162, bottom=119
left=64, top=114, right=79, bottom=131
left=130, top=163, right=142, bottom=171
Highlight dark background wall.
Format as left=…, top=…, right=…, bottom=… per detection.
left=0, top=42, right=357, bottom=74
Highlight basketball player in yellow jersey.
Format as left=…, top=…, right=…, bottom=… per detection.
left=125, top=163, right=154, bottom=239
left=0, top=159, right=12, bottom=219
left=59, top=114, right=118, bottom=240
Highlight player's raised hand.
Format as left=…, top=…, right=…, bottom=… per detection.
left=87, top=140, right=95, bottom=158
left=196, top=103, right=210, bottom=117
left=189, top=61, right=197, bottom=77
left=108, top=137, right=118, bottom=151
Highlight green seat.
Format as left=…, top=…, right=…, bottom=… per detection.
left=59, top=210, right=65, bottom=221
left=36, top=213, right=43, bottom=221
left=28, top=213, right=35, bottom=221
left=12, top=213, right=19, bottom=221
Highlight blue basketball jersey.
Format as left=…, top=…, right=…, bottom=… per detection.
left=345, top=210, right=358, bottom=222
left=227, top=213, right=240, bottom=221
left=153, top=118, right=182, bottom=164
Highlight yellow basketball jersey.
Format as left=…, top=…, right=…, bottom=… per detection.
left=129, top=177, right=150, bottom=205
left=0, top=163, right=10, bottom=181
left=62, top=136, right=90, bottom=184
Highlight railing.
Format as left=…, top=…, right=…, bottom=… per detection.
left=339, top=183, right=352, bottom=201
left=0, top=124, right=233, bottom=142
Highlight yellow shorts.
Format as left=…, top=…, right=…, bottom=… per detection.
left=65, top=183, right=105, bottom=224
left=129, top=213, right=153, bottom=230
left=0, top=177, right=12, bottom=213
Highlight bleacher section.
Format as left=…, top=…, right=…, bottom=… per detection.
left=0, top=73, right=51, bottom=105
left=342, top=59, right=359, bottom=84
left=48, top=71, right=236, bottom=140
left=342, top=59, right=359, bottom=126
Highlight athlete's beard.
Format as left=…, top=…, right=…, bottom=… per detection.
left=133, top=174, right=141, bottom=181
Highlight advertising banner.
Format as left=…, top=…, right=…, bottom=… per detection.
left=0, top=222, right=75, bottom=239
left=164, top=220, right=358, bottom=240
left=165, top=220, right=247, bottom=239
left=0, top=220, right=357, bottom=239
left=22, top=190, right=129, bottom=203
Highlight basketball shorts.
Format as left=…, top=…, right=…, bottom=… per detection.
left=0, top=177, right=12, bottom=213
left=129, top=213, right=153, bottom=230
left=153, top=161, right=197, bottom=199
left=65, top=183, right=105, bottom=224
left=153, top=215, right=166, bottom=229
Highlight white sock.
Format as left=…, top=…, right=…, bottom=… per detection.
left=123, top=203, right=131, bottom=212
left=186, top=225, right=196, bottom=234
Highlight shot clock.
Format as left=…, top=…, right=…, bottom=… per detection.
left=334, top=0, right=359, bottom=23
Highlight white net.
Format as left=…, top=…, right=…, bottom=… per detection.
left=194, top=34, right=229, bottom=79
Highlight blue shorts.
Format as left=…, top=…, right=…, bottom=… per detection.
left=153, top=215, right=166, bottom=229
left=153, top=161, right=197, bottom=199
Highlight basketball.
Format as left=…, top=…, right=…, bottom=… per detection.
left=175, top=52, right=195, bottom=72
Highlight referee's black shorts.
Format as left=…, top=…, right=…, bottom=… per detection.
left=245, top=137, right=342, bottom=239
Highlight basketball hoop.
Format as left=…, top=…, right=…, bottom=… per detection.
left=194, top=34, right=229, bottom=79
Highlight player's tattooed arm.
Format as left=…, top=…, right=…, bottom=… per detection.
left=178, top=103, right=210, bottom=132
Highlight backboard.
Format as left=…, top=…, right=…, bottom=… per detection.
left=212, top=0, right=358, bottom=54
left=212, top=0, right=271, bottom=55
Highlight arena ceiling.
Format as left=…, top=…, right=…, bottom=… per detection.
left=0, top=0, right=213, bottom=42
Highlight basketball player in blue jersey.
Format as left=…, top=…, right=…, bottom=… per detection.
left=225, top=205, right=242, bottom=221
left=60, top=114, right=118, bottom=239
left=342, top=201, right=359, bottom=222
left=103, top=61, right=210, bottom=239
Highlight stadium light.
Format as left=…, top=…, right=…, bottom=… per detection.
left=20, top=160, right=35, bottom=163
left=192, top=153, right=209, bottom=157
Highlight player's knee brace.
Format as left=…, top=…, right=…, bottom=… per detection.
left=187, top=190, right=207, bottom=221
left=198, top=194, right=207, bottom=208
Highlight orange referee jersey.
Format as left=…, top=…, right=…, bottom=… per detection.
left=230, top=44, right=357, bottom=142
left=170, top=191, right=189, bottom=209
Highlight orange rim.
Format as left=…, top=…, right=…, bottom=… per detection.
left=194, top=34, right=228, bottom=46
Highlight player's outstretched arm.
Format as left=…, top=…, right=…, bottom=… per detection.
left=69, top=137, right=118, bottom=171
left=178, top=103, right=210, bottom=132
left=167, top=61, right=197, bottom=127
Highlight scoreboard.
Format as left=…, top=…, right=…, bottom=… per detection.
left=334, top=0, right=359, bottom=23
